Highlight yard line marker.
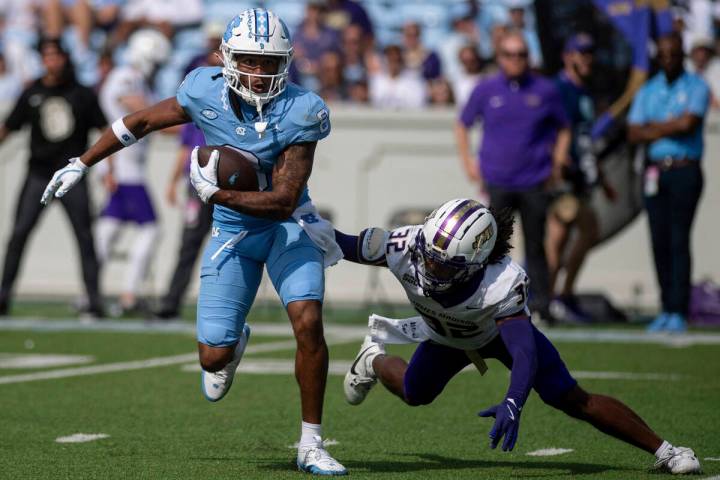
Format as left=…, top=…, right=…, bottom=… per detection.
left=570, top=371, right=681, bottom=381
left=56, top=433, right=109, bottom=443
left=0, top=354, right=94, bottom=369
left=2, top=319, right=720, bottom=346
left=0, top=338, right=355, bottom=385
left=0, top=352, right=197, bottom=385
left=705, top=457, right=720, bottom=461
left=526, top=448, right=574, bottom=457
left=181, top=359, right=352, bottom=375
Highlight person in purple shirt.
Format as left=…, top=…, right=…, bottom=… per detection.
left=455, top=31, right=571, bottom=324
left=290, top=1, right=341, bottom=91
left=154, top=122, right=212, bottom=319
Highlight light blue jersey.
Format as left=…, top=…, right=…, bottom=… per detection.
left=176, top=66, right=331, bottom=232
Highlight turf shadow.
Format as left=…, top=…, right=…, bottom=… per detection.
left=257, top=452, right=630, bottom=476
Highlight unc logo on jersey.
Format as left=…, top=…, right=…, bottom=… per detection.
left=201, top=109, right=218, bottom=120
left=235, top=126, right=246, bottom=136
left=317, top=108, right=330, bottom=133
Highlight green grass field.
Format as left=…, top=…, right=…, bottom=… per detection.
left=1, top=305, right=719, bottom=480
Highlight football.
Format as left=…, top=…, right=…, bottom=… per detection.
left=196, top=145, right=260, bottom=191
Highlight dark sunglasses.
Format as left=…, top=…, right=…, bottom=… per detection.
left=500, top=50, right=529, bottom=59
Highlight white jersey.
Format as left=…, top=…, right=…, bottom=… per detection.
left=99, top=65, right=150, bottom=185
left=384, top=225, right=529, bottom=350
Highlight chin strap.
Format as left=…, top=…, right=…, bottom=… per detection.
left=254, top=100, right=268, bottom=138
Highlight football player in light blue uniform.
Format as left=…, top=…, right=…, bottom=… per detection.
left=41, top=8, right=347, bottom=476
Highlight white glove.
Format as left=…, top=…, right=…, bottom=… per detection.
left=40, top=157, right=88, bottom=205
left=190, top=146, right=220, bottom=203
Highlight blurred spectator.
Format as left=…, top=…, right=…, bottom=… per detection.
left=324, top=0, right=374, bottom=42
left=340, top=23, right=378, bottom=86
left=439, top=2, right=480, bottom=81
left=686, top=36, right=720, bottom=108
left=154, top=123, right=211, bottom=320
left=43, top=0, right=93, bottom=47
left=506, top=0, right=543, bottom=68
left=455, top=31, right=571, bottom=324
left=292, top=0, right=340, bottom=91
left=0, top=0, right=43, bottom=84
left=369, top=45, right=427, bottom=109
left=428, top=78, right=454, bottom=106
left=546, top=33, right=616, bottom=324
left=110, top=0, right=203, bottom=48
left=401, top=21, right=441, bottom=81
left=184, top=21, right=224, bottom=73
left=347, top=79, right=369, bottom=103
left=628, top=32, right=710, bottom=333
left=95, top=29, right=170, bottom=315
left=317, top=50, right=347, bottom=102
left=95, top=49, right=115, bottom=92
left=0, top=52, right=22, bottom=102
left=453, top=44, right=489, bottom=109
left=672, top=0, right=715, bottom=52
left=0, top=38, right=106, bottom=317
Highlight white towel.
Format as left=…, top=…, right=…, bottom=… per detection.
left=368, top=314, right=432, bottom=344
left=292, top=201, right=343, bottom=268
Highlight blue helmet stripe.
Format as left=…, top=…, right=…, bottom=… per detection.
left=253, top=8, right=258, bottom=43
left=264, top=10, right=270, bottom=41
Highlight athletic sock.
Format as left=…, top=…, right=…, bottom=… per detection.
left=655, top=440, right=673, bottom=459
left=299, top=421, right=322, bottom=447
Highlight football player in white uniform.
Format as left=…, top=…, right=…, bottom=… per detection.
left=95, top=29, right=170, bottom=313
left=336, top=198, right=700, bottom=475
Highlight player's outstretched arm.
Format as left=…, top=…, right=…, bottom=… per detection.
left=478, top=315, right=538, bottom=452
left=41, top=98, right=190, bottom=205
left=334, top=228, right=388, bottom=267
left=207, top=142, right=315, bottom=220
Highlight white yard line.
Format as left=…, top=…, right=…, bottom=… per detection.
left=56, top=433, right=109, bottom=443
left=526, top=448, right=574, bottom=457
left=2, top=318, right=720, bottom=346
left=0, top=338, right=355, bottom=385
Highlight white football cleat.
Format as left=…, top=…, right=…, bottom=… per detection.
left=343, top=335, right=384, bottom=405
left=297, top=435, right=347, bottom=476
left=654, top=446, right=701, bottom=474
left=201, top=324, right=251, bottom=402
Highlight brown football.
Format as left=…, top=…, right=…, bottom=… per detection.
left=196, top=145, right=260, bottom=191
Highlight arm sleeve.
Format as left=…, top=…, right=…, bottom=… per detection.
left=3, top=89, right=30, bottom=131
left=687, top=79, right=710, bottom=117
left=497, top=318, right=538, bottom=408
left=627, top=86, right=647, bottom=125
left=459, top=82, right=484, bottom=127
left=334, top=228, right=389, bottom=266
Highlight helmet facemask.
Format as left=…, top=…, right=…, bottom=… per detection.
left=221, top=44, right=292, bottom=111
left=412, top=230, right=484, bottom=296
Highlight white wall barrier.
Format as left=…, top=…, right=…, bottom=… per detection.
left=0, top=105, right=717, bottom=309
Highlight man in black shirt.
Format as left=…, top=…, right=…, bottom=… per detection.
left=0, top=39, right=107, bottom=317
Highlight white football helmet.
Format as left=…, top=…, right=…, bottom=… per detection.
left=126, top=29, right=170, bottom=78
left=412, top=199, right=497, bottom=295
left=221, top=8, right=293, bottom=110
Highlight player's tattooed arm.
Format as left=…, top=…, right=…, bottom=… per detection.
left=211, top=142, right=315, bottom=220
left=334, top=228, right=389, bottom=267
left=78, top=98, right=191, bottom=167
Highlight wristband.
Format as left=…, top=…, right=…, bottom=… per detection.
left=111, top=118, right=138, bottom=147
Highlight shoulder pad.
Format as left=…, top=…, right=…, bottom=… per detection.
left=287, top=88, right=329, bottom=128
left=180, top=67, right=224, bottom=100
